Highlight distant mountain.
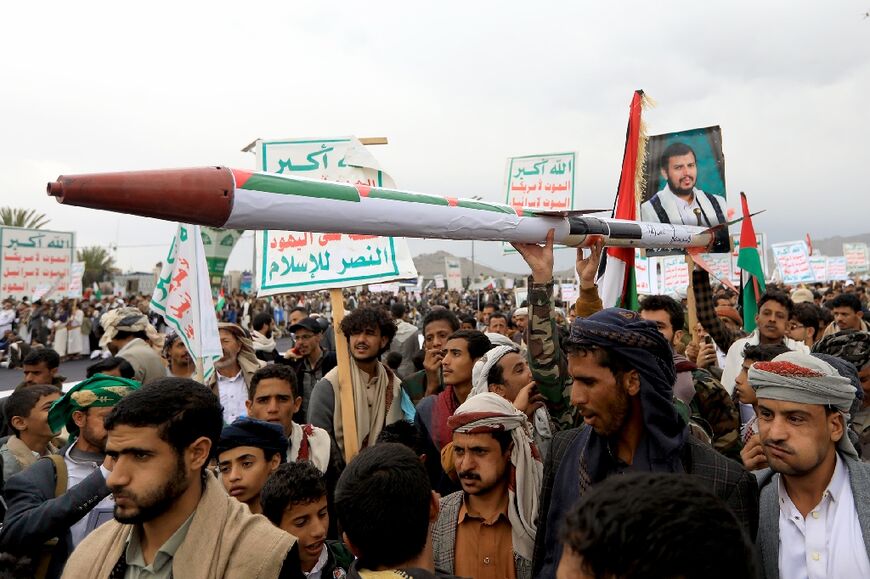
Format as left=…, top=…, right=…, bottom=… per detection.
left=806, top=233, right=870, bottom=258
left=412, top=251, right=515, bottom=279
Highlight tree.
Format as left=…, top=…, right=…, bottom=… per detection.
left=77, top=246, right=116, bottom=287
left=0, top=207, right=50, bottom=229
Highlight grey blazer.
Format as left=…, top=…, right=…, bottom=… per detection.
left=433, top=490, right=533, bottom=579
left=0, top=451, right=110, bottom=579
left=756, top=455, right=870, bottom=579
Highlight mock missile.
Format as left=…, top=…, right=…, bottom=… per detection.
left=47, top=166, right=720, bottom=250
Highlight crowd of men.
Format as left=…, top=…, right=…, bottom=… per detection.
left=0, top=235, right=867, bottom=578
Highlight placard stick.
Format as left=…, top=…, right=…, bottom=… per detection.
left=330, top=288, right=359, bottom=462
left=685, top=254, right=698, bottom=341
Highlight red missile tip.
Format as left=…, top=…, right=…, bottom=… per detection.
left=47, top=181, right=63, bottom=198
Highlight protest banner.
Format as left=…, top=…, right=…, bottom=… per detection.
left=634, top=250, right=655, bottom=295
left=660, top=255, right=690, bottom=295
left=503, top=151, right=576, bottom=254
left=514, top=288, right=528, bottom=307
left=67, top=261, right=85, bottom=298
left=201, top=227, right=243, bottom=291
left=771, top=241, right=814, bottom=285
left=641, top=126, right=730, bottom=255
left=503, top=277, right=515, bottom=290
left=0, top=226, right=74, bottom=301
left=843, top=242, right=869, bottom=273
left=367, top=282, right=400, bottom=294
left=253, top=136, right=416, bottom=462
left=699, top=252, right=733, bottom=285
left=434, top=274, right=445, bottom=289
left=809, top=255, right=828, bottom=283
left=827, top=256, right=848, bottom=281
left=560, top=283, right=578, bottom=303
left=730, top=233, right=767, bottom=284
left=150, top=223, right=223, bottom=383
left=445, top=257, right=463, bottom=290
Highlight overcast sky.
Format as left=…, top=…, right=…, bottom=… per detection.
left=2, top=1, right=868, bottom=277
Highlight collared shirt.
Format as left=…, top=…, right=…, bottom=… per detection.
left=66, top=443, right=114, bottom=548
left=217, top=370, right=247, bottom=423
left=304, top=544, right=329, bottom=579
left=454, top=495, right=516, bottom=579
left=778, top=453, right=870, bottom=579
left=124, top=513, right=195, bottom=578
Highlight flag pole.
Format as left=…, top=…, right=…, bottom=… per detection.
left=330, top=288, right=359, bottom=462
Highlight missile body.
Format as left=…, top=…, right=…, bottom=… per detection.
left=47, top=166, right=716, bottom=250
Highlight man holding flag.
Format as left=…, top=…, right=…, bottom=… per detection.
left=719, top=193, right=809, bottom=395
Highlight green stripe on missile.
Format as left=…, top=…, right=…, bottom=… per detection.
left=367, top=188, right=449, bottom=206
left=240, top=173, right=360, bottom=202
left=457, top=199, right=515, bottom=214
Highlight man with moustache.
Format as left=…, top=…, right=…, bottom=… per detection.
left=62, top=378, right=303, bottom=578
left=532, top=308, right=758, bottom=578
left=308, top=306, right=409, bottom=455
left=162, top=333, right=194, bottom=379
left=280, top=317, right=336, bottom=422
left=401, top=309, right=461, bottom=404
left=751, top=352, right=870, bottom=578
left=433, top=393, right=542, bottom=579
left=640, top=142, right=728, bottom=253
left=0, top=375, right=140, bottom=578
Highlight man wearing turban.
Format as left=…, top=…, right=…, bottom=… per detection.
left=432, top=392, right=542, bottom=579
left=752, top=351, right=870, bottom=578
left=532, top=308, right=759, bottom=578
left=99, top=307, right=165, bottom=385
left=0, top=374, right=140, bottom=577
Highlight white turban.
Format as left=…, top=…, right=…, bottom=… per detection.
left=750, top=351, right=858, bottom=459
left=448, top=392, right=543, bottom=561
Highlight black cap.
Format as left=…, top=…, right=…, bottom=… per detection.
left=289, top=317, right=322, bottom=334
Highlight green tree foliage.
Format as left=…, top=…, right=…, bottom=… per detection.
left=0, top=207, right=50, bottom=229
left=77, top=246, right=116, bottom=287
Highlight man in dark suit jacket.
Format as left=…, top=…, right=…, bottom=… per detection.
left=531, top=308, right=759, bottom=578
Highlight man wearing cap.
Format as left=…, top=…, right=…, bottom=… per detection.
left=752, top=351, right=870, bottom=578
left=532, top=308, right=758, bottom=577
left=99, top=306, right=165, bottom=385
left=281, top=316, right=336, bottom=422
left=217, top=417, right=287, bottom=515
left=207, top=323, right=266, bottom=423
left=433, top=393, right=542, bottom=579
left=0, top=374, right=140, bottom=578
left=812, top=330, right=870, bottom=461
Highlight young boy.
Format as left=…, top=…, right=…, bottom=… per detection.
left=246, top=364, right=333, bottom=472
left=0, top=384, right=62, bottom=482
left=261, top=461, right=353, bottom=579
left=216, top=417, right=287, bottom=515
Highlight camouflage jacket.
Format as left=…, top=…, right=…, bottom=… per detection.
left=688, top=367, right=742, bottom=460
left=527, top=277, right=577, bottom=430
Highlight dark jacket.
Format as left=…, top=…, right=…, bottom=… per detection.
left=0, top=449, right=110, bottom=579
left=532, top=427, right=759, bottom=578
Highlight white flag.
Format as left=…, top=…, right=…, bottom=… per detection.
left=150, top=224, right=222, bottom=382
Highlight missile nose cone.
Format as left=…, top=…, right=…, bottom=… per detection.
left=47, top=180, right=63, bottom=198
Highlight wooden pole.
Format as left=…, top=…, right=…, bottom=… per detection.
left=330, top=288, right=359, bottom=462
left=685, top=254, right=698, bottom=341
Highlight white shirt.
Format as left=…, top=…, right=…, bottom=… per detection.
left=0, top=308, right=14, bottom=334
left=778, top=454, right=870, bottom=579
left=217, top=370, right=248, bottom=423
left=304, top=544, right=329, bottom=579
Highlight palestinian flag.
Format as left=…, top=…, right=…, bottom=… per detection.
left=737, top=192, right=766, bottom=332
left=597, top=90, right=650, bottom=310
left=215, top=288, right=226, bottom=313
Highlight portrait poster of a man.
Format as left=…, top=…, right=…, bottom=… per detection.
left=640, top=126, right=730, bottom=255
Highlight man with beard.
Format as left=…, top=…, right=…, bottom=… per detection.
left=251, top=312, right=280, bottom=362
left=216, top=417, right=287, bottom=515
left=207, top=323, right=266, bottom=423
left=99, top=307, right=166, bottom=385
left=308, top=306, right=409, bottom=455
left=0, top=375, right=140, bottom=578
left=640, top=142, right=729, bottom=252
left=62, top=378, right=303, bottom=578
left=433, top=393, right=542, bottom=579
left=751, top=352, right=870, bottom=578
left=532, top=309, right=759, bottom=578
left=162, top=333, right=194, bottom=379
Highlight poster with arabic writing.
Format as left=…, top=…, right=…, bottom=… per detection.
left=772, top=241, right=814, bottom=285
left=253, top=136, right=416, bottom=293
left=503, top=152, right=576, bottom=254
left=0, top=227, right=75, bottom=301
